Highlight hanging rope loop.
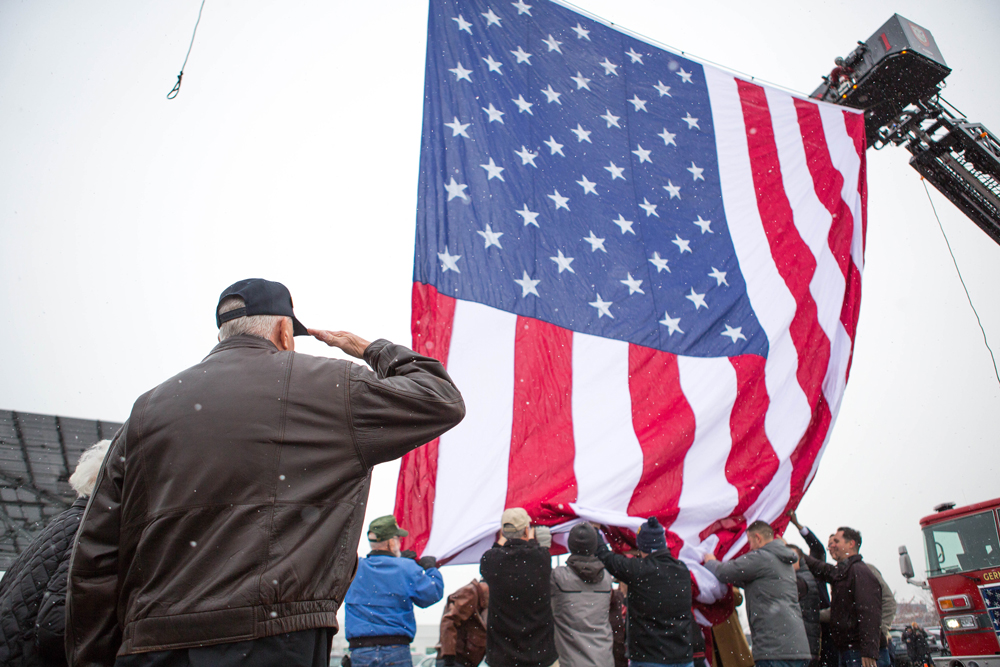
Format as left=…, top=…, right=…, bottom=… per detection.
left=166, top=0, right=207, bottom=100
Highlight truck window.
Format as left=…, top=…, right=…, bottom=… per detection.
left=923, top=510, right=1000, bottom=575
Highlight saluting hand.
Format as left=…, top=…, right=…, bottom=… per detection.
left=308, top=329, right=371, bottom=359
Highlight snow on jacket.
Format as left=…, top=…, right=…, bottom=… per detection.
left=480, top=538, right=558, bottom=667
left=550, top=556, right=614, bottom=667
left=66, top=336, right=465, bottom=666
left=0, top=497, right=88, bottom=667
left=804, top=554, right=882, bottom=659
left=595, top=543, right=693, bottom=665
left=705, top=540, right=811, bottom=662
left=344, top=551, right=444, bottom=643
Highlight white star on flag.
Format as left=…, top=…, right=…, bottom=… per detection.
left=721, top=324, right=747, bottom=342
left=547, top=189, right=570, bottom=210
left=639, top=198, right=659, bottom=217
left=511, top=46, right=532, bottom=64
left=677, top=67, right=693, bottom=83
left=605, top=162, right=625, bottom=180
left=600, top=110, right=621, bottom=128
left=612, top=214, right=634, bottom=235
left=483, top=55, right=503, bottom=74
left=544, top=136, right=565, bottom=156
left=686, top=288, right=708, bottom=310
left=445, top=117, right=470, bottom=138
left=452, top=15, right=472, bottom=34
left=626, top=48, right=644, bottom=64
left=550, top=249, right=575, bottom=273
left=629, top=95, right=648, bottom=112
left=576, top=175, right=598, bottom=195
left=571, top=23, right=590, bottom=40
left=511, top=0, right=532, bottom=15
left=516, top=204, right=539, bottom=227
left=599, top=58, right=618, bottom=75
left=583, top=231, right=606, bottom=252
left=480, top=157, right=505, bottom=181
left=541, top=85, right=562, bottom=104
left=659, top=311, right=684, bottom=335
left=514, top=146, right=538, bottom=166
left=658, top=128, right=677, bottom=146
left=589, top=293, right=614, bottom=318
left=571, top=72, right=592, bottom=90
left=571, top=124, right=592, bottom=143
left=683, top=113, right=700, bottom=129
left=693, top=216, right=713, bottom=234
left=649, top=252, right=670, bottom=273
left=477, top=224, right=504, bottom=248
left=481, top=9, right=502, bottom=26
left=620, top=273, right=645, bottom=294
left=444, top=177, right=468, bottom=201
left=632, top=145, right=652, bottom=163
left=482, top=104, right=504, bottom=123
left=437, top=247, right=461, bottom=272
left=663, top=180, right=681, bottom=198
left=512, top=95, right=533, bottom=114
left=688, top=162, right=704, bottom=181
left=709, top=267, right=729, bottom=286
left=449, top=62, right=472, bottom=82
left=654, top=80, right=672, bottom=96
left=542, top=34, right=563, bottom=53
left=672, top=234, right=691, bottom=253
left=514, top=270, right=540, bottom=297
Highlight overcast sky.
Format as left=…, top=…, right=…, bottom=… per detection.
left=2, top=0, right=999, bottom=625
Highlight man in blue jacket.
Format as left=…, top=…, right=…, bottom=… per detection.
left=346, top=516, right=445, bottom=667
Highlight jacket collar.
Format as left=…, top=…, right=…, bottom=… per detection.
left=205, top=334, right=279, bottom=360
left=367, top=550, right=396, bottom=558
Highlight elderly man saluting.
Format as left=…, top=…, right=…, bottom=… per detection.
left=65, top=278, right=465, bottom=667
left=345, top=516, right=444, bottom=667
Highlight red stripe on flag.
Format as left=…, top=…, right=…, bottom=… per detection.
left=842, top=110, right=868, bottom=379
left=625, top=346, right=695, bottom=525
left=505, top=317, right=577, bottom=524
left=737, top=81, right=834, bottom=512
left=395, top=282, right=457, bottom=555
left=726, top=355, right=779, bottom=518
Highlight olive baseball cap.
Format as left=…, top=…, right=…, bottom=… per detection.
left=216, top=278, right=308, bottom=336
left=368, top=515, right=408, bottom=542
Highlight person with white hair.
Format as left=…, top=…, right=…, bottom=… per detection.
left=0, top=438, right=111, bottom=667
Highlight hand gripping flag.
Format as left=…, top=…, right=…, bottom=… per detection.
left=395, top=0, right=867, bottom=592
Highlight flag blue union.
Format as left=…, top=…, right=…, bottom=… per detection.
left=414, top=0, right=766, bottom=357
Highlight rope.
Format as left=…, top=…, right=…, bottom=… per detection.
left=921, top=179, right=1000, bottom=388
left=167, top=0, right=207, bottom=100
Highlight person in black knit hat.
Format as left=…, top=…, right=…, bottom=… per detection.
left=596, top=518, right=695, bottom=667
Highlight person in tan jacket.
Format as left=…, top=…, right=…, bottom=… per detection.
left=437, top=579, right=489, bottom=667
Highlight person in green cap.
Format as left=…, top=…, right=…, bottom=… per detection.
left=345, top=515, right=444, bottom=667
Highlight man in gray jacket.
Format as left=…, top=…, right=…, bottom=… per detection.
left=704, top=521, right=811, bottom=667
left=551, top=524, right=613, bottom=667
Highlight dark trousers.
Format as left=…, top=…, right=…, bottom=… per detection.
left=114, top=628, right=332, bottom=667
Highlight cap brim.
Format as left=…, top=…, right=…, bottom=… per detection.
left=395, top=527, right=409, bottom=537
left=292, top=316, right=308, bottom=337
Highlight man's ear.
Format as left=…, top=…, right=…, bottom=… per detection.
left=276, top=317, right=295, bottom=351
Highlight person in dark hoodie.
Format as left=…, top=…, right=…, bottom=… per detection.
left=480, top=508, right=558, bottom=667
left=551, top=523, right=614, bottom=667
left=0, top=439, right=110, bottom=667
left=596, top=517, right=694, bottom=667
left=704, top=521, right=811, bottom=667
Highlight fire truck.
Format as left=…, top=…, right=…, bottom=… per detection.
left=898, top=498, right=1000, bottom=667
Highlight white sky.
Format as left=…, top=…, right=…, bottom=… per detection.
left=2, top=0, right=999, bottom=626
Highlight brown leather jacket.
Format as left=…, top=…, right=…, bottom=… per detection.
left=66, top=336, right=465, bottom=666
left=438, top=579, right=489, bottom=667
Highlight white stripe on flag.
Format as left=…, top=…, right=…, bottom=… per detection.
left=424, top=300, right=516, bottom=560
left=671, top=355, right=739, bottom=545
left=821, top=106, right=866, bottom=275
left=570, top=333, right=644, bottom=529
left=704, top=70, right=813, bottom=548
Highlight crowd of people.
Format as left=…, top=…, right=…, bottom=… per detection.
left=0, top=278, right=928, bottom=667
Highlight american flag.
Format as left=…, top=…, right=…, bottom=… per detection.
left=395, top=0, right=866, bottom=588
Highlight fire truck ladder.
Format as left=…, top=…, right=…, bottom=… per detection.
left=876, top=95, right=1000, bottom=245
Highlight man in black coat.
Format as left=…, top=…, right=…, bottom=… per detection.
left=902, top=623, right=931, bottom=667
left=480, top=508, right=557, bottom=667
left=803, top=527, right=882, bottom=667
left=0, top=439, right=110, bottom=667
left=596, top=517, right=694, bottom=667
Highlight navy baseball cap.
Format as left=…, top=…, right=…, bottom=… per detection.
left=216, top=279, right=308, bottom=336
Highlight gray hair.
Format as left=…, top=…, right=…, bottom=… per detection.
left=217, top=296, right=285, bottom=342
left=69, top=439, right=112, bottom=498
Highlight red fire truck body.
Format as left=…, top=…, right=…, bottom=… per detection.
left=918, top=497, right=1000, bottom=667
